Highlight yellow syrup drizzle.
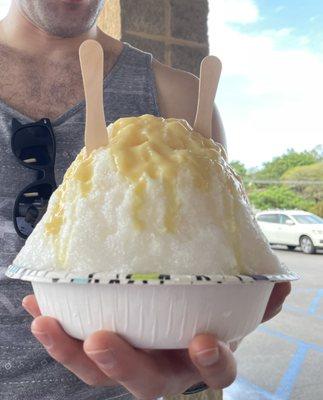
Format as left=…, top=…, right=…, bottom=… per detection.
left=45, top=194, right=64, bottom=235
left=73, top=155, right=93, bottom=196
left=45, top=114, right=226, bottom=236
left=45, top=149, right=94, bottom=236
left=108, top=115, right=223, bottom=231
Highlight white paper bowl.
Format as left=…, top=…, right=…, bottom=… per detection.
left=6, top=265, right=297, bottom=349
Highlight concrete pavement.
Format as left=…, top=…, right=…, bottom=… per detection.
left=224, top=247, right=323, bottom=400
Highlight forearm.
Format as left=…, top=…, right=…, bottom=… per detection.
left=212, top=105, right=227, bottom=151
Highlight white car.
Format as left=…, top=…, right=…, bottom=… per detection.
left=256, top=210, right=323, bottom=254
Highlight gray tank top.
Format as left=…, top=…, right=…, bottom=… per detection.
left=0, top=42, right=160, bottom=400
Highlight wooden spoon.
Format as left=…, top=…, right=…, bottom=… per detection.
left=194, top=56, right=222, bottom=139
left=79, top=39, right=108, bottom=154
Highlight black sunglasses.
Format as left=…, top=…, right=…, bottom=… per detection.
left=11, top=118, right=57, bottom=239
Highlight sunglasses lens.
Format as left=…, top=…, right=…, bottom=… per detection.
left=14, top=183, right=54, bottom=238
left=12, top=125, right=55, bottom=167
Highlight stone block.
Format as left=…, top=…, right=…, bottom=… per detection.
left=170, top=0, right=209, bottom=43
left=122, top=33, right=166, bottom=62
left=120, top=0, right=166, bottom=35
left=98, top=0, right=121, bottom=38
left=170, top=44, right=208, bottom=75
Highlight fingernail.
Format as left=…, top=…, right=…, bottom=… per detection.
left=22, top=301, right=32, bottom=315
left=87, top=349, right=115, bottom=369
left=195, top=346, right=219, bottom=367
left=31, top=330, right=52, bottom=348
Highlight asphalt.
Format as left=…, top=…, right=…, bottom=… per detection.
left=224, top=247, right=323, bottom=400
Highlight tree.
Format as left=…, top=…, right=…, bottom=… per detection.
left=254, top=149, right=320, bottom=180
left=230, top=160, right=247, bottom=178
left=311, top=201, right=323, bottom=217
left=281, top=162, right=323, bottom=201
left=248, top=185, right=315, bottom=211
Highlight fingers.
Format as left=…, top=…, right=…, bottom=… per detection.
left=189, top=334, right=237, bottom=390
left=31, top=316, right=112, bottom=387
left=262, top=282, right=291, bottom=322
left=229, top=338, right=243, bottom=352
left=84, top=331, right=170, bottom=399
left=25, top=298, right=238, bottom=394
left=22, top=295, right=41, bottom=318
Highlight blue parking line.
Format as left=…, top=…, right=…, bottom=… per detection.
left=226, top=287, right=323, bottom=399
left=225, top=377, right=287, bottom=400
left=227, top=344, right=311, bottom=400
left=274, top=343, right=309, bottom=399
left=259, top=326, right=323, bottom=353
left=283, top=304, right=307, bottom=315
left=308, top=289, right=323, bottom=315
left=283, top=304, right=323, bottom=321
left=226, top=323, right=323, bottom=399
left=225, top=377, right=279, bottom=400
left=293, top=288, right=318, bottom=293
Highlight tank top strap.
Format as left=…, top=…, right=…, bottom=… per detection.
left=102, top=42, right=161, bottom=124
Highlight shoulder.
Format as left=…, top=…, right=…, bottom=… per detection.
left=151, top=59, right=226, bottom=148
left=152, top=59, right=199, bottom=127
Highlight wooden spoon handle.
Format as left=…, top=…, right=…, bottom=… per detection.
left=79, top=40, right=108, bottom=154
left=194, top=56, right=222, bottom=139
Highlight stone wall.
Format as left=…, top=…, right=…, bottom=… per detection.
left=98, top=0, right=209, bottom=76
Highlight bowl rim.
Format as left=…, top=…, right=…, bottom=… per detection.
left=6, top=264, right=299, bottom=285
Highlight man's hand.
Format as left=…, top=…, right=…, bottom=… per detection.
left=22, top=281, right=290, bottom=397
left=22, top=295, right=237, bottom=398
left=262, top=282, right=291, bottom=323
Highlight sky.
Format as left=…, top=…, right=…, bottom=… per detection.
left=208, top=0, right=323, bottom=167
left=0, top=0, right=9, bottom=19
left=0, top=1, right=322, bottom=167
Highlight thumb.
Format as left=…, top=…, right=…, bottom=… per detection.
left=189, top=334, right=237, bottom=390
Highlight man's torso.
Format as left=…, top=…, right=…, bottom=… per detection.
left=0, top=39, right=159, bottom=400
left=0, top=37, right=123, bottom=121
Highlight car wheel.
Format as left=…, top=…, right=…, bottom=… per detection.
left=287, top=245, right=296, bottom=251
left=300, top=236, right=316, bottom=254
